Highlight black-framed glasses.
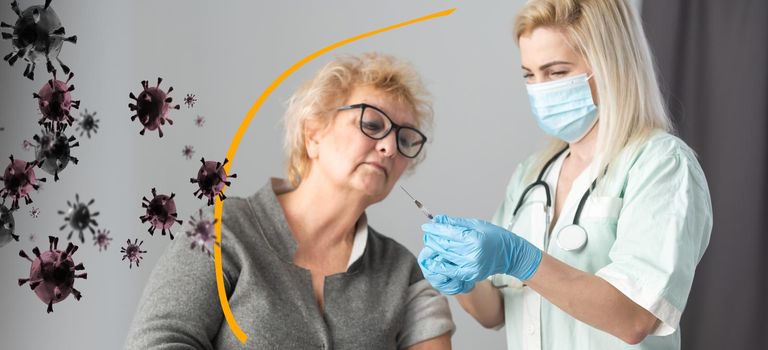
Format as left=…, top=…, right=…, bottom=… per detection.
left=337, top=103, right=427, bottom=158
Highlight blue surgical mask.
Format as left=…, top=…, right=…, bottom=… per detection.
left=526, top=73, right=597, bottom=143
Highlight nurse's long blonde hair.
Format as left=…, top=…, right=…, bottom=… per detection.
left=514, top=0, right=673, bottom=182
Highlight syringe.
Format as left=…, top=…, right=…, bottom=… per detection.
left=399, top=185, right=434, bottom=220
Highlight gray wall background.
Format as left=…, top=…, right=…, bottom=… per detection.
left=0, top=1, right=642, bottom=349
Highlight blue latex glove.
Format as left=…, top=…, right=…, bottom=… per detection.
left=418, top=246, right=476, bottom=295
left=421, top=214, right=542, bottom=282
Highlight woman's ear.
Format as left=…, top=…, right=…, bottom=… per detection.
left=304, top=122, right=322, bottom=159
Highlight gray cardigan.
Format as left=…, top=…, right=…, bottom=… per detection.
left=125, top=179, right=454, bottom=349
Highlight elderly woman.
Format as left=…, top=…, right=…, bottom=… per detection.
left=126, top=53, right=454, bottom=349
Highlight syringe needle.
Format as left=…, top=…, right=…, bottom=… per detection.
left=399, top=185, right=434, bottom=219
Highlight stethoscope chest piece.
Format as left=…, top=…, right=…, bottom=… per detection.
left=556, top=224, right=588, bottom=251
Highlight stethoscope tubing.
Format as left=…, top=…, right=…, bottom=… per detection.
left=510, top=146, right=606, bottom=251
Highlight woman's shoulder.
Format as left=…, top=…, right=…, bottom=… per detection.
left=611, top=131, right=709, bottom=196
left=219, top=182, right=285, bottom=240
left=637, top=131, right=697, bottom=158
left=620, top=131, right=702, bottom=171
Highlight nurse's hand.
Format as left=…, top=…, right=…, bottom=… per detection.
left=421, top=214, right=542, bottom=282
left=418, top=247, right=476, bottom=295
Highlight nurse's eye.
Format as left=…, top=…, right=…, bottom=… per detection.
left=550, top=71, right=568, bottom=78
left=522, top=72, right=533, bottom=79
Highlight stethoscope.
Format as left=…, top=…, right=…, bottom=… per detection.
left=510, top=146, right=603, bottom=252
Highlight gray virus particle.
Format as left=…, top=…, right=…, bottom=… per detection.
left=182, top=145, right=194, bottom=160
left=0, top=204, right=18, bottom=246
left=21, top=139, right=34, bottom=151
left=128, top=77, right=180, bottom=137
left=34, top=70, right=80, bottom=130
left=190, top=158, right=237, bottom=206
left=32, top=127, right=79, bottom=181
left=19, top=236, right=86, bottom=313
left=0, top=155, right=45, bottom=210
left=75, top=109, right=98, bottom=138
left=183, top=93, right=197, bottom=108
left=92, top=228, right=111, bottom=252
left=194, top=115, right=205, bottom=127
left=139, top=188, right=181, bottom=239
left=58, top=194, right=99, bottom=243
left=0, top=0, right=77, bottom=80
left=28, top=233, right=35, bottom=241
left=29, top=206, right=39, bottom=218
left=120, top=238, right=146, bottom=269
left=185, top=208, right=219, bottom=257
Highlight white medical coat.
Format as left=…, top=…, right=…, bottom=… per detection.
left=490, top=131, right=712, bottom=350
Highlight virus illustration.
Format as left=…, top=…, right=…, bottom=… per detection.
left=120, top=238, right=146, bottom=269
left=139, top=188, right=182, bottom=239
left=185, top=209, right=219, bottom=257
left=183, top=93, right=197, bottom=108
left=194, top=115, right=205, bottom=127
left=75, top=109, right=99, bottom=138
left=128, top=77, right=180, bottom=137
left=58, top=194, right=99, bottom=243
left=18, top=236, right=87, bottom=313
left=21, top=139, right=34, bottom=151
left=0, top=155, right=45, bottom=210
left=28, top=233, right=35, bottom=241
left=29, top=206, right=40, bottom=218
left=0, top=204, right=18, bottom=247
left=182, top=145, right=195, bottom=160
left=190, top=157, right=237, bottom=206
left=32, top=128, right=79, bottom=181
left=0, top=0, right=77, bottom=80
left=92, top=229, right=111, bottom=252
left=34, top=70, right=80, bottom=130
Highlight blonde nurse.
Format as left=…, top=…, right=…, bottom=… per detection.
left=418, top=0, right=712, bottom=349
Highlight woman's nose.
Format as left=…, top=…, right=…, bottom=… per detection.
left=376, top=131, right=398, bottom=157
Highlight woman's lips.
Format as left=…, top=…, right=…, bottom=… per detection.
left=363, top=162, right=388, bottom=177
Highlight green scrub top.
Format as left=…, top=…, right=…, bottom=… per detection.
left=489, top=131, right=712, bottom=350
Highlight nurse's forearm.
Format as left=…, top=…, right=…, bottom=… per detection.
left=525, top=254, right=659, bottom=345
left=455, top=280, right=504, bottom=329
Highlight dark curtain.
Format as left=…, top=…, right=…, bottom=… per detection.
left=641, top=1, right=768, bottom=349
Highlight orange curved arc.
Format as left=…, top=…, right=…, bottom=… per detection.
left=213, top=8, right=456, bottom=344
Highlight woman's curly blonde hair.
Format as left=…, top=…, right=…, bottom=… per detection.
left=283, top=52, right=433, bottom=187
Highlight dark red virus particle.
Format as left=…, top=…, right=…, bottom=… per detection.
left=0, top=155, right=45, bottom=210
left=185, top=209, right=219, bottom=257
left=183, top=93, right=197, bottom=108
left=182, top=145, right=195, bottom=160
left=128, top=77, right=180, bottom=137
left=32, top=128, right=79, bottom=181
left=75, top=108, right=99, bottom=138
left=34, top=70, right=80, bottom=130
left=0, top=0, right=77, bottom=80
left=194, top=115, right=205, bottom=127
left=29, top=206, right=40, bottom=218
left=120, top=238, right=146, bottom=269
left=58, top=193, right=99, bottom=243
left=0, top=204, right=18, bottom=246
left=92, top=228, right=111, bottom=252
left=139, top=188, right=181, bottom=239
left=18, top=236, right=86, bottom=313
left=190, top=158, right=237, bottom=206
